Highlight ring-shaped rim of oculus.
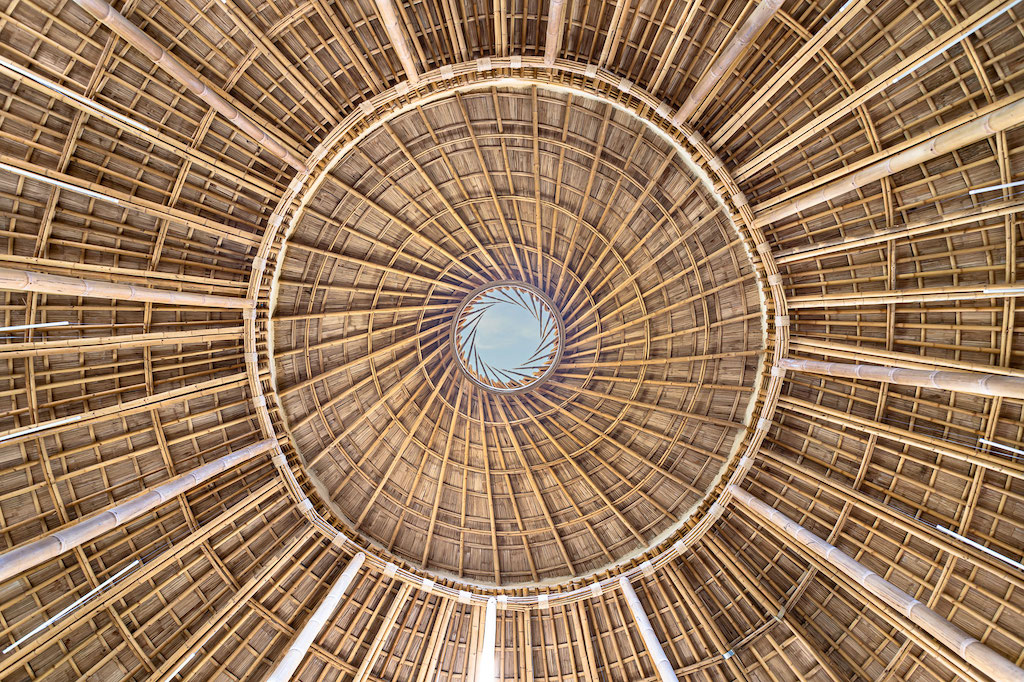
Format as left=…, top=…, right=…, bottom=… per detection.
left=450, top=281, right=564, bottom=394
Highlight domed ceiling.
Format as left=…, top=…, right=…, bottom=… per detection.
left=0, top=0, right=1021, bottom=678
left=269, top=86, right=763, bottom=585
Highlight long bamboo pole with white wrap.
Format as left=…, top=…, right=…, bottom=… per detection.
left=779, top=357, right=1024, bottom=400
left=729, top=485, right=1024, bottom=682
left=478, top=597, right=498, bottom=681
left=0, top=439, right=276, bottom=585
left=618, top=576, right=679, bottom=682
left=266, top=552, right=365, bottom=682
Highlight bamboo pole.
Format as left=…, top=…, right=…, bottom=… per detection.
left=351, top=583, right=412, bottom=682
left=70, top=0, right=308, bottom=172
left=478, top=597, right=498, bottom=681
left=780, top=357, right=1024, bottom=400
left=786, top=284, right=1024, bottom=308
left=266, top=552, right=365, bottom=682
left=618, top=577, right=679, bottom=682
left=373, top=0, right=420, bottom=81
left=544, top=0, right=568, bottom=64
left=729, top=485, right=1024, bottom=682
left=672, top=0, right=785, bottom=125
left=0, top=265, right=252, bottom=309
left=0, top=439, right=276, bottom=585
left=753, top=95, right=1024, bottom=227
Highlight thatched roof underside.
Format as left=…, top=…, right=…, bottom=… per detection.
left=0, top=0, right=1021, bottom=679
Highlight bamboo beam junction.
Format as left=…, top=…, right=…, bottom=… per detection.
left=729, top=485, right=1024, bottom=682
left=619, top=577, right=680, bottom=682
left=70, top=0, right=308, bottom=172
left=0, top=265, right=253, bottom=309
left=672, top=0, right=785, bottom=125
left=266, top=552, right=366, bottom=682
left=0, top=439, right=277, bottom=585
left=780, top=357, right=1024, bottom=400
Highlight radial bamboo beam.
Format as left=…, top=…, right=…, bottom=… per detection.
left=544, top=0, right=568, bottom=64
left=774, top=199, right=1024, bottom=264
left=753, top=94, right=1024, bottom=227
left=70, top=0, right=308, bottom=172
left=780, top=357, right=1024, bottom=400
left=0, top=439, right=276, bottom=585
left=672, top=0, right=785, bottom=125
left=373, top=0, right=420, bottom=81
left=733, top=0, right=1024, bottom=179
left=619, top=577, right=680, bottom=682
left=266, top=552, right=365, bottom=681
left=786, top=284, right=1024, bottom=308
left=729, top=485, right=1024, bottom=682
left=0, top=265, right=252, bottom=309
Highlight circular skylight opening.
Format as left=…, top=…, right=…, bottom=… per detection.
left=451, top=282, right=563, bottom=393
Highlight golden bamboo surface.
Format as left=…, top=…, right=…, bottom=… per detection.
left=0, top=0, right=1020, bottom=678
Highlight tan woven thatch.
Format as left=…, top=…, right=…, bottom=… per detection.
left=0, top=0, right=1021, bottom=679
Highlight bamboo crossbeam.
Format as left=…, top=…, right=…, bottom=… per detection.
left=729, top=485, right=1024, bottom=682
left=0, top=265, right=252, bottom=309
left=753, top=94, right=1024, bottom=227
left=266, top=552, right=365, bottom=682
left=0, top=439, right=276, bottom=585
left=619, top=577, right=680, bottom=682
left=672, top=0, right=785, bottom=125
left=780, top=357, right=1024, bottom=399
left=70, top=0, right=308, bottom=172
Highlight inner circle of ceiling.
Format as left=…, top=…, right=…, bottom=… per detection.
left=450, top=281, right=564, bottom=394
left=268, top=84, right=764, bottom=586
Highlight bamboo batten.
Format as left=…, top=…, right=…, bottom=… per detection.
left=0, top=0, right=1021, bottom=676
left=779, top=357, right=1024, bottom=400
left=729, top=486, right=1024, bottom=682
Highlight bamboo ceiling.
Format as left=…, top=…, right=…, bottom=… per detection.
left=0, top=0, right=1021, bottom=678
